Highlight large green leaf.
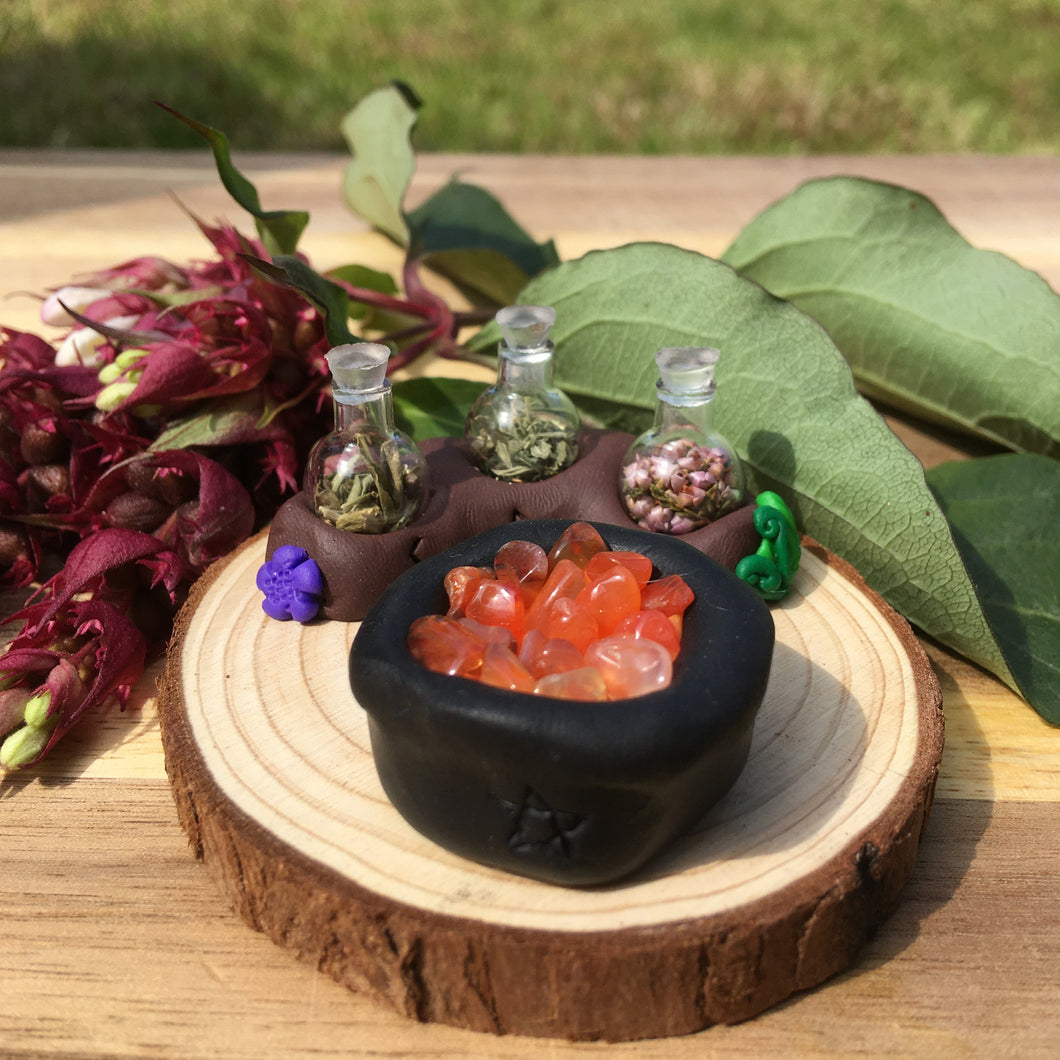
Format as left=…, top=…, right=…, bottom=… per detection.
left=339, top=83, right=558, bottom=304
left=156, top=103, right=309, bottom=257
left=406, top=180, right=560, bottom=306
left=340, top=82, right=420, bottom=245
left=392, top=376, right=484, bottom=441
left=927, top=454, right=1060, bottom=723
left=721, top=176, right=1060, bottom=459
left=482, top=241, right=1013, bottom=688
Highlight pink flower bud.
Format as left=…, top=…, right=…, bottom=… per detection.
left=44, top=657, right=86, bottom=718
left=646, top=505, right=671, bottom=533
left=0, top=688, right=31, bottom=735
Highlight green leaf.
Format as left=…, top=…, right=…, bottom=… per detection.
left=721, top=176, right=1060, bottom=459
left=339, top=83, right=557, bottom=303
left=927, top=454, right=1060, bottom=723
left=406, top=180, right=560, bottom=305
left=571, top=393, right=653, bottom=435
left=123, top=284, right=225, bottom=309
left=326, top=263, right=399, bottom=322
left=494, top=241, right=1013, bottom=688
left=242, top=254, right=355, bottom=346
left=392, top=376, right=484, bottom=441
left=326, top=263, right=398, bottom=297
left=148, top=392, right=276, bottom=451
left=340, top=81, right=420, bottom=245
left=156, top=102, right=309, bottom=257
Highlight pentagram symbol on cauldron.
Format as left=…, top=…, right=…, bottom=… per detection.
left=500, top=788, right=587, bottom=859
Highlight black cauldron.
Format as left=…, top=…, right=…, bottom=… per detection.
left=349, top=519, right=775, bottom=887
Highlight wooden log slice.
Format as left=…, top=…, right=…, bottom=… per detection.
left=157, top=532, right=943, bottom=1042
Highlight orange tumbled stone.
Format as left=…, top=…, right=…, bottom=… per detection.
left=465, top=579, right=525, bottom=641
left=479, top=643, right=537, bottom=693
left=444, top=565, right=493, bottom=617
left=519, top=630, right=587, bottom=679
left=585, top=550, right=653, bottom=588
left=407, top=614, right=487, bottom=676
left=575, top=565, right=642, bottom=636
left=640, top=574, right=695, bottom=618
left=413, top=524, right=695, bottom=701
left=525, top=558, right=587, bottom=631
left=456, top=616, right=515, bottom=650
left=493, top=539, right=549, bottom=606
left=613, top=608, right=682, bottom=661
left=583, top=635, right=673, bottom=698
left=546, top=521, right=607, bottom=570
left=535, top=666, right=608, bottom=701
left=535, top=594, right=598, bottom=653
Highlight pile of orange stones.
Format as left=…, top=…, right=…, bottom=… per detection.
left=407, top=522, right=695, bottom=700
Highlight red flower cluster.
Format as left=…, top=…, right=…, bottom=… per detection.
left=0, top=220, right=332, bottom=769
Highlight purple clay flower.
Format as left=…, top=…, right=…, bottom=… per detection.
left=256, top=545, right=324, bottom=623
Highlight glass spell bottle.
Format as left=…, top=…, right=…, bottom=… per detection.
left=464, top=305, right=580, bottom=482
left=619, top=346, right=744, bottom=535
left=305, top=342, right=427, bottom=534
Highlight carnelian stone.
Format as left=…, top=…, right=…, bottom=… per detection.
left=613, top=609, right=682, bottom=661
left=640, top=574, right=695, bottom=618
left=517, top=627, right=545, bottom=665
left=539, top=595, right=599, bottom=653
left=535, top=666, right=608, bottom=701
left=419, top=524, right=697, bottom=702
left=493, top=539, right=549, bottom=606
left=575, top=565, right=642, bottom=636
left=465, top=579, right=524, bottom=641
left=444, top=565, right=493, bottom=617
left=585, top=550, right=653, bottom=588
left=407, top=614, right=486, bottom=676
left=519, top=629, right=585, bottom=679
left=456, top=616, right=515, bottom=650
left=479, top=643, right=536, bottom=693
left=546, top=521, right=607, bottom=570
left=583, top=635, right=673, bottom=698
left=525, top=558, right=587, bottom=630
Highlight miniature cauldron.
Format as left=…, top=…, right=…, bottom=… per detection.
left=349, top=519, right=775, bottom=887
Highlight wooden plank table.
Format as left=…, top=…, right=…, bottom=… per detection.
left=1, top=151, right=1058, bottom=1058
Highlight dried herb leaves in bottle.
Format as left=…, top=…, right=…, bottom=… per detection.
left=305, top=343, right=427, bottom=534
left=465, top=305, right=580, bottom=482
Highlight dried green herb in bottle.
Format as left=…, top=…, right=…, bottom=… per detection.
left=464, top=305, right=580, bottom=483
left=305, top=343, right=427, bottom=534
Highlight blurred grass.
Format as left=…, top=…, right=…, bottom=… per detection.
left=3, top=0, right=1059, bottom=153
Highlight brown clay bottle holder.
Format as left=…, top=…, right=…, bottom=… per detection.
left=266, top=429, right=760, bottom=622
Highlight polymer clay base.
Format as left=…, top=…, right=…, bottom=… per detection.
left=157, top=535, right=943, bottom=1041
left=266, top=429, right=760, bottom=621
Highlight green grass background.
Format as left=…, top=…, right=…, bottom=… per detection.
left=3, top=0, right=1059, bottom=152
